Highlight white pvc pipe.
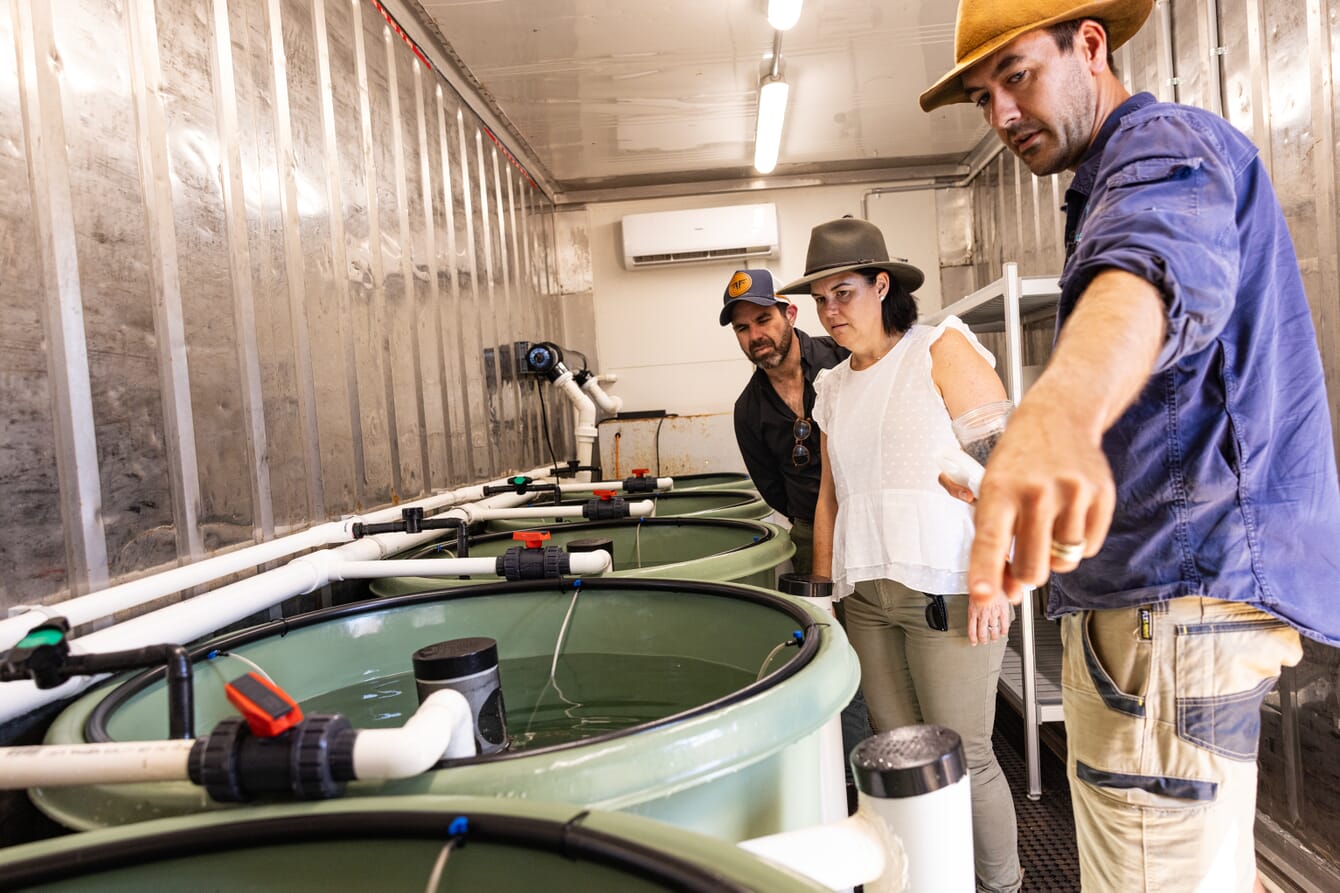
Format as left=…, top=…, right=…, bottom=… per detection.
left=0, top=521, right=344, bottom=650
left=739, top=812, right=905, bottom=892
left=352, top=688, right=476, bottom=778
left=863, top=777, right=973, bottom=891
left=0, top=490, right=540, bottom=725
left=579, top=376, right=622, bottom=414
left=0, top=691, right=475, bottom=789
left=559, top=478, right=674, bottom=493
left=330, top=551, right=613, bottom=580
left=470, top=501, right=654, bottom=521
left=554, top=371, right=598, bottom=483
left=0, top=469, right=552, bottom=651
left=0, top=739, right=196, bottom=788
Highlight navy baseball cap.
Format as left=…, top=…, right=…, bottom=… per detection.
left=719, top=269, right=790, bottom=326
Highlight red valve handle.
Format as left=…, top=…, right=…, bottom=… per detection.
left=225, top=672, right=304, bottom=738
left=513, top=530, right=551, bottom=549
left=594, top=489, right=616, bottom=501
left=631, top=468, right=649, bottom=477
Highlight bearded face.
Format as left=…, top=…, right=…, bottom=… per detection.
left=748, top=322, right=794, bottom=369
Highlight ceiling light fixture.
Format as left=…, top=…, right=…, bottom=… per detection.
left=754, top=75, right=789, bottom=175
left=767, top=0, right=803, bottom=31
left=755, top=74, right=782, bottom=174
left=754, top=36, right=789, bottom=175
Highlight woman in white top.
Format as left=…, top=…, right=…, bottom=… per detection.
left=778, top=217, right=1021, bottom=893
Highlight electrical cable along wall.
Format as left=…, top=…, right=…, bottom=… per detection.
left=0, top=0, right=574, bottom=612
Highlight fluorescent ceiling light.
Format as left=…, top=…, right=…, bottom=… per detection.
left=754, top=77, right=789, bottom=174
left=767, top=0, right=803, bottom=31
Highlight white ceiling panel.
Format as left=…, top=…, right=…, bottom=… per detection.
left=417, top=0, right=988, bottom=195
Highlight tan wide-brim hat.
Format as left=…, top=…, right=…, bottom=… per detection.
left=919, top=0, right=1155, bottom=112
left=777, top=217, right=925, bottom=296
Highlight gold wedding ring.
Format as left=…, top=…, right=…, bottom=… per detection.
left=1050, top=539, right=1086, bottom=564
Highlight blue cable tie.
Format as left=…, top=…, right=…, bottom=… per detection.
left=790, top=630, right=804, bottom=646
left=448, top=815, right=469, bottom=836
left=205, top=650, right=220, bottom=661
left=573, top=578, right=583, bottom=589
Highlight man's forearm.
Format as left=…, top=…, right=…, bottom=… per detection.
left=1025, top=269, right=1166, bottom=440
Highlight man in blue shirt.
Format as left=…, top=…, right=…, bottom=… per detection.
left=922, top=1, right=1340, bottom=889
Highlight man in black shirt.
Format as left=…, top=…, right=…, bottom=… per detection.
left=721, top=268, right=847, bottom=571
left=722, top=268, right=869, bottom=803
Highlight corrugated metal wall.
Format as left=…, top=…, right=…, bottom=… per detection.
left=937, top=1, right=1340, bottom=875
left=0, top=0, right=568, bottom=612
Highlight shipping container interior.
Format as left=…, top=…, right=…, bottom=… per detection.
left=1, top=0, right=1338, bottom=889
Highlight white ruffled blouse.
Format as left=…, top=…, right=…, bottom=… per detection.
left=813, top=316, right=994, bottom=599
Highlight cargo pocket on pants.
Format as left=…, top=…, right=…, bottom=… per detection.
left=1174, top=617, right=1298, bottom=761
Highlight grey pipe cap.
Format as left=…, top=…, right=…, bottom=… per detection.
left=851, top=725, right=966, bottom=798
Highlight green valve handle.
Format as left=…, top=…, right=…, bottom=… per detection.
left=16, top=628, right=64, bottom=649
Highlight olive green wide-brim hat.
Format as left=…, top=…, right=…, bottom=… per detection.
left=919, top=0, right=1154, bottom=111
left=777, top=217, right=925, bottom=296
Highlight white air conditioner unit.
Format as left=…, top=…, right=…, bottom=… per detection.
left=621, top=203, right=779, bottom=270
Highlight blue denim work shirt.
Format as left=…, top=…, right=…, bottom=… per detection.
left=1053, top=93, right=1340, bottom=647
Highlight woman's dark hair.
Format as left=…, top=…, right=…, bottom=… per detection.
left=858, top=268, right=918, bottom=335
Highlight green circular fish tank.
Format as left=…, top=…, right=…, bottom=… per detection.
left=35, top=577, right=858, bottom=844
left=668, top=472, right=756, bottom=492
left=0, top=796, right=828, bottom=891
left=487, top=489, right=770, bottom=533
left=370, top=518, right=792, bottom=597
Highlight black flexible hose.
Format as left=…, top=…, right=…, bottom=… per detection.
left=0, top=809, right=756, bottom=892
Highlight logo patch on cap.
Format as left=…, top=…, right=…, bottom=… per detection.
left=727, top=272, right=753, bottom=299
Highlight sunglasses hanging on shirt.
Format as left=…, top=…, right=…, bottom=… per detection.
left=792, top=417, right=812, bottom=467
left=924, top=594, right=949, bottom=632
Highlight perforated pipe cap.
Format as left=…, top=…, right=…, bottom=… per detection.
left=851, top=724, right=966, bottom=799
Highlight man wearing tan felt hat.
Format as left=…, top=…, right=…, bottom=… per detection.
left=922, top=2, right=1340, bottom=892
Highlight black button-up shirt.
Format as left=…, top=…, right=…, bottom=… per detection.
left=732, top=329, right=849, bottom=523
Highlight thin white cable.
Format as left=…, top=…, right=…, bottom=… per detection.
left=422, top=838, right=457, bottom=892
left=756, top=641, right=791, bottom=682
left=524, top=587, right=584, bottom=733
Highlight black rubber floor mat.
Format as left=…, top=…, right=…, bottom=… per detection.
left=993, top=703, right=1081, bottom=891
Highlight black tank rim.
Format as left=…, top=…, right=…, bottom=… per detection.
left=0, top=808, right=759, bottom=892
left=85, top=576, right=823, bottom=768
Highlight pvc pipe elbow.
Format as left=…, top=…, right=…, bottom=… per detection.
left=568, top=551, right=613, bottom=576
left=352, top=689, right=476, bottom=780
left=579, top=379, right=623, bottom=413
left=289, top=550, right=341, bottom=591
left=738, top=812, right=901, bottom=891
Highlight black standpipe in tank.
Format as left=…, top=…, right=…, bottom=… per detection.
left=412, top=637, right=509, bottom=756
left=566, top=537, right=615, bottom=562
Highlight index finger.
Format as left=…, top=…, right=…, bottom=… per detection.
left=968, top=489, right=1019, bottom=605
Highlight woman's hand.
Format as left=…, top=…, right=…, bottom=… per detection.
left=967, top=592, right=1012, bottom=646
left=937, top=471, right=976, bottom=504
